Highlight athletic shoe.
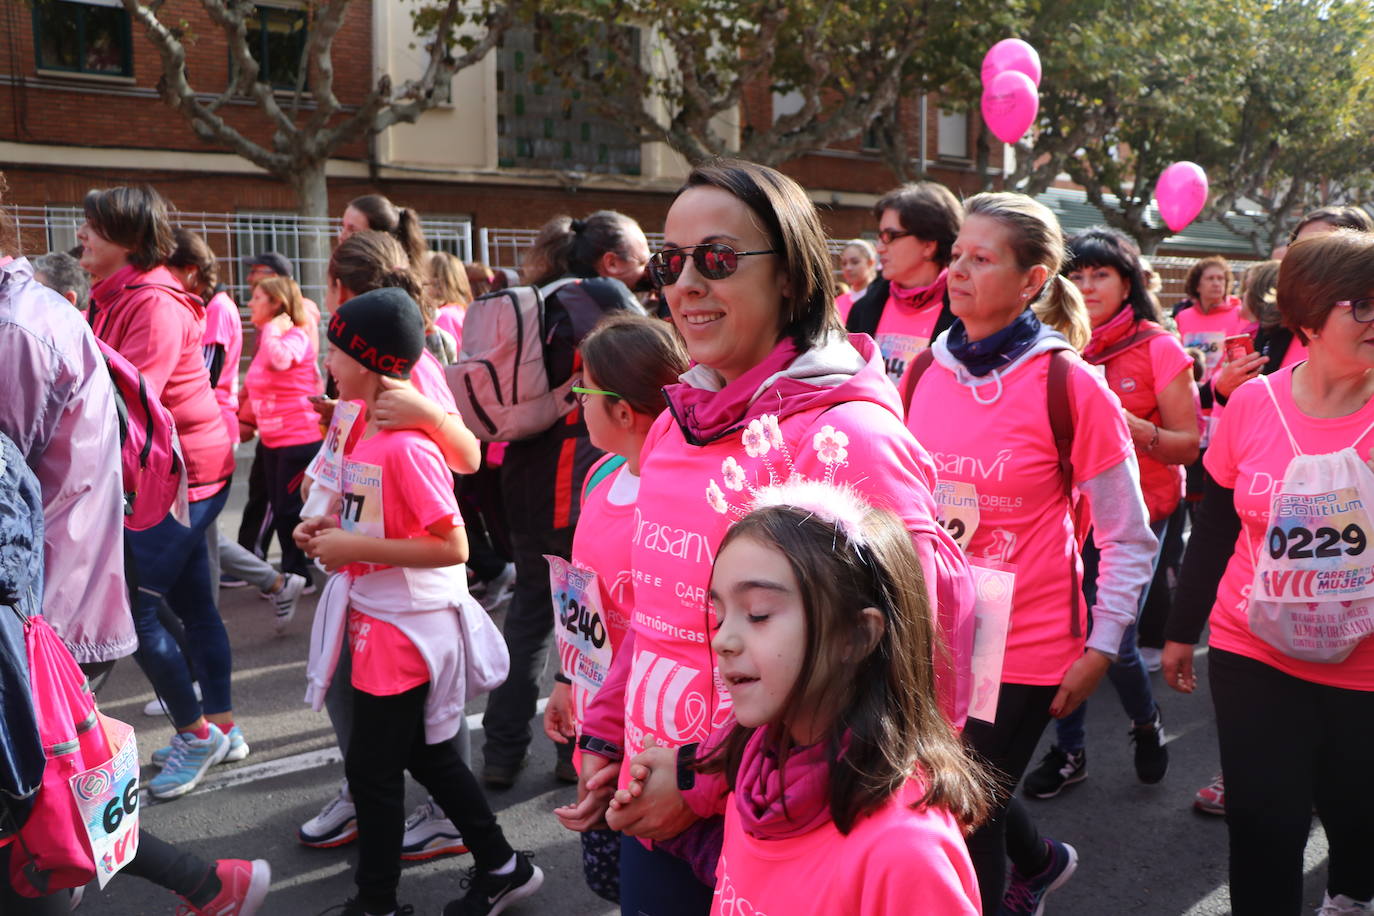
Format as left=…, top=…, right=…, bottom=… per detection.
left=270, top=572, right=308, bottom=632
left=998, top=839, right=1077, bottom=916
left=154, top=725, right=249, bottom=767
left=176, top=858, right=271, bottom=915
left=1317, top=892, right=1373, bottom=915
left=400, top=799, right=469, bottom=860
left=220, top=576, right=250, bottom=589
left=1138, top=646, right=1163, bottom=672
left=148, top=725, right=230, bottom=800
left=1023, top=746, right=1086, bottom=799
left=1130, top=708, right=1168, bottom=784
left=443, top=853, right=544, bottom=916
left=477, top=563, right=516, bottom=614
left=482, top=754, right=528, bottom=790
left=143, top=682, right=202, bottom=717
left=1194, top=773, right=1225, bottom=815
left=300, top=782, right=358, bottom=848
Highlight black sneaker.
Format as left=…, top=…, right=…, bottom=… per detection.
left=318, top=899, right=414, bottom=916
left=481, top=755, right=528, bottom=790
left=1130, top=708, right=1169, bottom=784
left=443, top=853, right=544, bottom=916
left=1023, top=746, right=1086, bottom=799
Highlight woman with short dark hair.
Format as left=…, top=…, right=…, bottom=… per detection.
left=845, top=182, right=964, bottom=383
left=79, top=185, right=240, bottom=801
left=1165, top=230, right=1374, bottom=915
left=573, top=160, right=974, bottom=915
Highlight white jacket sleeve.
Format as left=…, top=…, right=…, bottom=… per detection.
left=1078, top=455, right=1158, bottom=660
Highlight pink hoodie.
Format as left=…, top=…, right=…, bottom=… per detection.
left=580, top=333, right=974, bottom=774
left=243, top=318, right=323, bottom=448
left=202, top=289, right=243, bottom=444
left=89, top=264, right=234, bottom=493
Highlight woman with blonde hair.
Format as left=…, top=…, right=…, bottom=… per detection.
left=903, top=191, right=1157, bottom=915
left=238, top=274, right=322, bottom=595
left=834, top=237, right=877, bottom=322
left=425, top=250, right=472, bottom=353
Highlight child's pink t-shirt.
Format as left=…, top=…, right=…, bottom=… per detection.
left=410, top=348, right=460, bottom=414
left=566, top=459, right=636, bottom=732
left=874, top=297, right=943, bottom=385
left=434, top=304, right=466, bottom=351
left=712, top=779, right=981, bottom=916
left=244, top=322, right=323, bottom=448
left=342, top=428, right=464, bottom=695
left=1203, top=367, right=1374, bottom=690
left=202, top=290, right=243, bottom=444
left=907, top=350, right=1134, bottom=685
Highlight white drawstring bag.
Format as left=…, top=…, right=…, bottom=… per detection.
left=1247, top=376, right=1374, bottom=663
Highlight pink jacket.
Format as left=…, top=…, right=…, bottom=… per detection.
left=89, top=264, right=234, bottom=492
left=580, top=333, right=975, bottom=766
left=243, top=320, right=323, bottom=448
left=0, top=258, right=133, bottom=663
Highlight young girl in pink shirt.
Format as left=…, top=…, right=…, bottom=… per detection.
left=241, top=275, right=323, bottom=584
left=546, top=314, right=690, bottom=904
left=614, top=483, right=988, bottom=916
left=298, top=286, right=540, bottom=916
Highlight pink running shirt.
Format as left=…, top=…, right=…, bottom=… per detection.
left=202, top=290, right=243, bottom=444
left=243, top=322, right=322, bottom=448
left=712, top=779, right=981, bottom=916
left=907, top=350, right=1134, bottom=685
left=874, top=297, right=943, bottom=385
left=1203, top=366, right=1374, bottom=690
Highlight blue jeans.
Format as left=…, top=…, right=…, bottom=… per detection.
left=1054, top=516, right=1169, bottom=752
left=618, top=835, right=714, bottom=916
left=127, top=487, right=231, bottom=729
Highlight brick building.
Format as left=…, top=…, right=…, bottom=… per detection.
left=1, top=0, right=1256, bottom=293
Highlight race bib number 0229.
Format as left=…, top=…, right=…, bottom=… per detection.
left=1260, top=486, right=1374, bottom=601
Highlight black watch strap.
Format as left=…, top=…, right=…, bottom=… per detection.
left=577, top=734, right=623, bottom=760
left=676, top=742, right=699, bottom=791
left=553, top=672, right=571, bottom=685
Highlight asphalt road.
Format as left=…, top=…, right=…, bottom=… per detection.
left=79, top=473, right=1337, bottom=915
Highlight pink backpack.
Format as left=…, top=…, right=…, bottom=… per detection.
left=7, top=614, right=134, bottom=897
left=94, top=340, right=187, bottom=531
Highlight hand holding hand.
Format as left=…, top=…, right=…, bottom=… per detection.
left=306, top=527, right=361, bottom=572
left=554, top=752, right=619, bottom=833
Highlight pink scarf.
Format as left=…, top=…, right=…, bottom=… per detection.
left=887, top=269, right=948, bottom=311
left=734, top=727, right=836, bottom=840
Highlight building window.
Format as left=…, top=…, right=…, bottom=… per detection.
left=496, top=24, right=641, bottom=176
left=422, top=217, right=474, bottom=262
left=937, top=109, right=970, bottom=160
left=32, top=0, right=133, bottom=78
left=237, top=5, right=309, bottom=91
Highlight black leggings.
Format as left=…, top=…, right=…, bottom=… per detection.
left=347, top=683, right=514, bottom=914
left=0, top=833, right=215, bottom=913
left=962, top=682, right=1059, bottom=914
left=1210, top=648, right=1374, bottom=914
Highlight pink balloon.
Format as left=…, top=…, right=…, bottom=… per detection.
left=981, top=70, right=1039, bottom=144
left=1156, top=161, right=1210, bottom=233
left=981, top=39, right=1042, bottom=87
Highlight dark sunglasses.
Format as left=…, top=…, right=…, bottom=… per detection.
left=876, top=228, right=913, bottom=245
left=648, top=243, right=776, bottom=288
left=1336, top=298, right=1374, bottom=323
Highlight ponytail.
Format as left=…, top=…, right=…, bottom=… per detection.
left=330, top=230, right=424, bottom=306
left=521, top=210, right=640, bottom=287
left=394, top=207, right=427, bottom=268
left=347, top=194, right=428, bottom=268
left=1033, top=274, right=1091, bottom=352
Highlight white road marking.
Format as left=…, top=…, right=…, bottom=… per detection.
left=143, top=698, right=549, bottom=805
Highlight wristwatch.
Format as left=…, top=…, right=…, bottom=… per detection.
left=577, top=734, right=623, bottom=761
left=676, top=742, right=699, bottom=791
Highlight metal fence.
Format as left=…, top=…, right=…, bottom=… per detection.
left=9, top=205, right=474, bottom=308
left=12, top=205, right=1247, bottom=311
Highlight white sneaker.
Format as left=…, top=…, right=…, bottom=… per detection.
left=142, top=682, right=202, bottom=718
left=298, top=781, right=358, bottom=848
left=477, top=563, right=516, bottom=614
left=1318, top=892, right=1373, bottom=915
left=400, top=798, right=468, bottom=860
left=269, top=572, right=308, bottom=632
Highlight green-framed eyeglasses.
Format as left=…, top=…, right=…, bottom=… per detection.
left=571, top=385, right=621, bottom=405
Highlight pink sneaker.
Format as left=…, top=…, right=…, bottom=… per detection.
left=1193, top=773, right=1224, bottom=815
left=177, top=859, right=271, bottom=915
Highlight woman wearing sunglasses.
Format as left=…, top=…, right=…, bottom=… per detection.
left=1164, top=230, right=1374, bottom=916
left=573, top=159, right=975, bottom=916
left=844, top=182, right=964, bottom=385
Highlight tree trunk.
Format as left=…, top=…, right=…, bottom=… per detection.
left=291, top=163, right=331, bottom=309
